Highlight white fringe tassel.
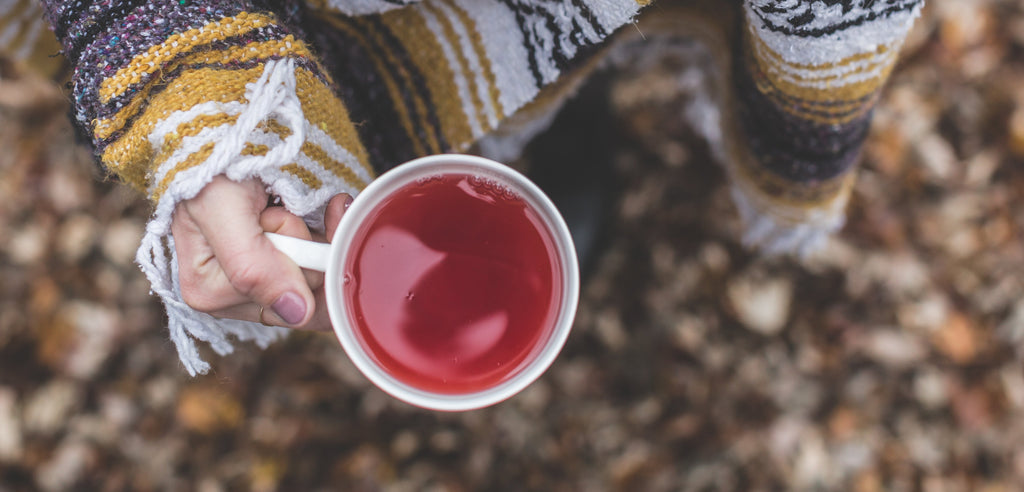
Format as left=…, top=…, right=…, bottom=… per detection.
left=136, top=58, right=324, bottom=376
left=683, top=72, right=845, bottom=258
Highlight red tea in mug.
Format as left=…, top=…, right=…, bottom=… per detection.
left=343, top=174, right=563, bottom=394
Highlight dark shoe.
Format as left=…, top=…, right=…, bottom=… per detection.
left=524, top=76, right=618, bottom=281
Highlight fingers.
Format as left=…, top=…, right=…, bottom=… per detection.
left=178, top=177, right=314, bottom=327
left=173, top=198, right=250, bottom=312
left=306, top=287, right=335, bottom=332
left=325, top=193, right=354, bottom=240
left=172, top=181, right=354, bottom=331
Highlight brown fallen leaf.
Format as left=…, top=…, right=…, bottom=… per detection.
left=175, top=385, right=244, bottom=434
left=931, top=311, right=978, bottom=365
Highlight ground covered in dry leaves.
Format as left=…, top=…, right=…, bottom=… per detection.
left=2, top=1, right=1024, bottom=490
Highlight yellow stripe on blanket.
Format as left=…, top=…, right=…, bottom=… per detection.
left=324, top=14, right=439, bottom=156
left=423, top=0, right=490, bottom=133
left=281, top=163, right=324, bottom=189
left=744, top=28, right=897, bottom=126
left=379, top=8, right=475, bottom=150
left=300, top=141, right=368, bottom=189
left=151, top=141, right=217, bottom=201
left=99, top=63, right=371, bottom=192
left=98, top=12, right=278, bottom=103
left=97, top=65, right=260, bottom=179
left=442, top=0, right=505, bottom=118
left=292, top=64, right=375, bottom=179
left=95, top=38, right=315, bottom=140
left=178, top=35, right=311, bottom=67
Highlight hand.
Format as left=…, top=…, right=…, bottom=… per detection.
left=171, top=176, right=351, bottom=330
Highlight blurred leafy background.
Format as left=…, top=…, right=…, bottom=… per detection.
left=1, top=0, right=1023, bottom=490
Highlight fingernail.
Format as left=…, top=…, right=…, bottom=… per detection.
left=343, top=194, right=354, bottom=210
left=272, top=292, right=306, bottom=325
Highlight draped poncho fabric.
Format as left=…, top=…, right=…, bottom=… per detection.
left=1, top=0, right=923, bottom=374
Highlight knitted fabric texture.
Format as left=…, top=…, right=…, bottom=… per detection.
left=309, top=0, right=422, bottom=16
left=728, top=0, right=924, bottom=255
left=8, top=0, right=922, bottom=374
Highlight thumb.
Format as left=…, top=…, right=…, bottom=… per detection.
left=188, top=178, right=315, bottom=327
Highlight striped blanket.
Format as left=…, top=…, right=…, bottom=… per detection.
left=1, top=0, right=923, bottom=373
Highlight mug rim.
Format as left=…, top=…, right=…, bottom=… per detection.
left=324, top=154, right=580, bottom=411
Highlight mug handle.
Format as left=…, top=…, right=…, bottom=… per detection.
left=264, top=232, right=332, bottom=272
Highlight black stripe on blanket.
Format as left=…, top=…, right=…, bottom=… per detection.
left=500, top=0, right=609, bottom=87
left=305, top=13, right=445, bottom=172
left=750, top=0, right=921, bottom=38
left=90, top=56, right=327, bottom=153
left=732, top=42, right=871, bottom=183
left=56, top=0, right=152, bottom=59
left=364, top=15, right=450, bottom=158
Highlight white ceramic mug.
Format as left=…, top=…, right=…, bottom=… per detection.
left=266, top=154, right=580, bottom=411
